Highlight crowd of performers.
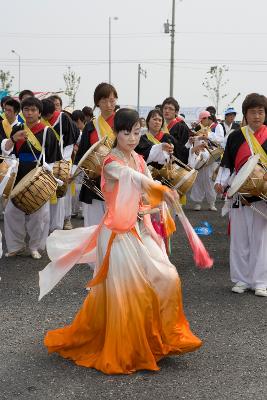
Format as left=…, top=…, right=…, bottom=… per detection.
left=0, top=84, right=267, bottom=375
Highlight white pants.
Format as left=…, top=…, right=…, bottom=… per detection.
left=230, top=200, right=267, bottom=289
left=72, top=183, right=82, bottom=215
left=64, top=185, right=73, bottom=221
left=50, top=197, right=65, bottom=232
left=4, top=200, right=50, bottom=253
left=83, top=200, right=105, bottom=227
left=190, top=163, right=217, bottom=204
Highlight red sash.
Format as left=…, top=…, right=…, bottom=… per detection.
left=167, top=117, right=183, bottom=131
left=90, top=113, right=114, bottom=145
left=16, top=122, right=46, bottom=153
left=48, top=111, right=61, bottom=127
left=154, top=130, right=165, bottom=142
left=235, top=125, right=267, bottom=172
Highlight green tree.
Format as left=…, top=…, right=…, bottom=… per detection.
left=63, top=67, right=81, bottom=108
left=0, top=69, right=14, bottom=94
left=202, top=65, right=229, bottom=114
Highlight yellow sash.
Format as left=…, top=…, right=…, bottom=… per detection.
left=146, top=132, right=161, bottom=144
left=2, top=119, right=12, bottom=138
left=241, top=126, right=267, bottom=165
left=93, top=115, right=115, bottom=142
left=162, top=122, right=169, bottom=134
left=41, top=118, right=60, bottom=141
left=24, top=125, right=43, bottom=152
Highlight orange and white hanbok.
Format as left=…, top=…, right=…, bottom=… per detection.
left=39, top=150, right=202, bottom=375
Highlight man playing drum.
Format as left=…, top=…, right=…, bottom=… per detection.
left=41, top=99, right=77, bottom=232
left=215, top=93, right=267, bottom=297
left=2, top=97, right=61, bottom=259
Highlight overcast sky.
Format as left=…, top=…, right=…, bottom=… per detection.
left=1, top=0, right=267, bottom=116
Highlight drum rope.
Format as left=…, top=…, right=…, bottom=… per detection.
left=239, top=194, right=267, bottom=220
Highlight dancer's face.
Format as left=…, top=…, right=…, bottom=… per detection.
left=117, top=122, right=141, bottom=153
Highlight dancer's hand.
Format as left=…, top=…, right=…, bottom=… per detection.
left=163, top=189, right=179, bottom=207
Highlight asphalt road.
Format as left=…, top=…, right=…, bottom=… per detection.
left=0, top=201, right=266, bottom=400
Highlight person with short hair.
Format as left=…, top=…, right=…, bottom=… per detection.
left=82, top=106, right=94, bottom=123
left=135, top=108, right=177, bottom=168
left=0, top=99, right=20, bottom=145
left=74, top=82, right=118, bottom=227
left=39, top=107, right=202, bottom=374
left=2, top=97, right=61, bottom=259
left=215, top=93, right=267, bottom=297
left=162, top=97, right=190, bottom=164
left=41, top=99, right=77, bottom=231
left=48, top=95, right=62, bottom=112
left=189, top=111, right=218, bottom=211
left=210, top=107, right=239, bottom=148
left=18, top=90, right=34, bottom=102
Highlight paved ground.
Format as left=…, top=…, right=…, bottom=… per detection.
left=0, top=200, right=266, bottom=400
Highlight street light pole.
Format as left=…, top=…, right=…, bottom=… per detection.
left=137, top=64, right=147, bottom=113
left=109, top=16, right=118, bottom=84
left=11, top=49, right=21, bottom=93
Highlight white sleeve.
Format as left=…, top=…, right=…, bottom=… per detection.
left=63, top=144, right=74, bottom=161
left=146, top=143, right=169, bottom=165
left=209, top=125, right=224, bottom=147
left=1, top=138, right=14, bottom=155
left=214, top=166, right=231, bottom=187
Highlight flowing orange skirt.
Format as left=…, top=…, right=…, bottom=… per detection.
left=45, top=225, right=202, bottom=374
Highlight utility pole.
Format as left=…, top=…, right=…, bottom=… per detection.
left=137, top=64, right=147, bottom=114
left=164, top=0, right=179, bottom=97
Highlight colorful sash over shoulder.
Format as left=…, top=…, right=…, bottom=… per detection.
left=235, top=125, right=267, bottom=171
left=163, top=117, right=183, bottom=134
left=146, top=131, right=165, bottom=144
left=2, top=118, right=12, bottom=138
left=241, top=126, right=267, bottom=164
left=93, top=114, right=115, bottom=143
left=15, top=122, right=44, bottom=153
left=42, top=111, right=61, bottom=141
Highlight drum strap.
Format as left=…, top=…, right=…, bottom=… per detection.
left=241, top=126, right=267, bottom=165
left=41, top=118, right=60, bottom=141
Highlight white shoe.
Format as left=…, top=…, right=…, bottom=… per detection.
left=31, top=250, right=42, bottom=260
left=209, top=204, right=217, bottom=211
left=232, top=282, right=249, bottom=294
left=255, top=288, right=267, bottom=297
left=193, top=204, right=201, bottom=211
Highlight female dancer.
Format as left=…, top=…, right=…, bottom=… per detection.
left=39, top=108, right=202, bottom=375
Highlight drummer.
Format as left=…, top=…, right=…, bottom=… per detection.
left=161, top=97, right=191, bottom=164
left=41, top=98, right=77, bottom=232
left=189, top=111, right=218, bottom=211
left=135, top=108, right=176, bottom=167
left=2, top=97, right=61, bottom=259
left=74, top=82, right=117, bottom=227
left=0, top=98, right=21, bottom=152
left=215, top=93, right=267, bottom=297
